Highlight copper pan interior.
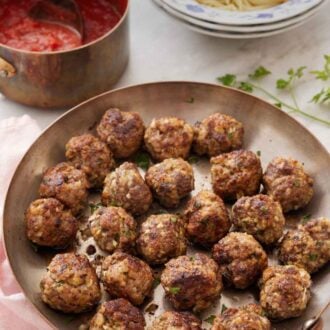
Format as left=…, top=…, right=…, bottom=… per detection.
left=3, top=82, right=330, bottom=329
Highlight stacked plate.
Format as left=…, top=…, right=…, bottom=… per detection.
left=152, top=0, right=327, bottom=38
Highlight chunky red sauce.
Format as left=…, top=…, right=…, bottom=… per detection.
left=0, top=0, right=126, bottom=52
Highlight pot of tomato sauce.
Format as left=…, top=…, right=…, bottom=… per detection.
left=0, top=0, right=129, bottom=108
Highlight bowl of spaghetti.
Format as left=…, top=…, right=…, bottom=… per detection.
left=160, top=0, right=323, bottom=25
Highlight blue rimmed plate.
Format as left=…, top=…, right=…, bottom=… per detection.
left=162, top=0, right=323, bottom=25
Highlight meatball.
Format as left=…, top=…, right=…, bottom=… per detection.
left=150, top=311, right=202, bottom=330
left=212, top=304, right=271, bottom=330
left=259, top=265, right=311, bottom=320
left=193, top=113, right=244, bottom=157
left=161, top=253, right=222, bottom=312
left=40, top=253, right=101, bottom=313
left=101, top=251, right=153, bottom=305
left=102, top=162, right=152, bottom=215
left=137, top=214, right=187, bottom=265
left=145, top=158, right=194, bottom=208
left=184, top=190, right=230, bottom=247
left=144, top=117, right=194, bottom=161
left=25, top=198, right=78, bottom=248
left=39, top=162, right=89, bottom=215
left=278, top=217, right=330, bottom=273
left=263, top=157, right=314, bottom=213
left=211, top=150, right=262, bottom=201
left=89, top=206, right=137, bottom=254
left=65, top=134, right=115, bottom=188
left=212, top=232, right=268, bottom=289
left=90, top=298, right=145, bottom=330
left=232, top=194, right=285, bottom=245
left=96, top=108, right=145, bottom=159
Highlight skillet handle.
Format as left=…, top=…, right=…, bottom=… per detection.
left=0, top=57, right=16, bottom=78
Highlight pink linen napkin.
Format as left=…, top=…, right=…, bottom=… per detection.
left=0, top=115, right=52, bottom=330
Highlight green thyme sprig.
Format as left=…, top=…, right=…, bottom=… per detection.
left=216, top=56, right=330, bottom=126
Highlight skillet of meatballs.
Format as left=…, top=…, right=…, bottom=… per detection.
left=23, top=107, right=325, bottom=329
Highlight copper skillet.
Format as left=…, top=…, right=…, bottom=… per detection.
left=3, top=82, right=330, bottom=329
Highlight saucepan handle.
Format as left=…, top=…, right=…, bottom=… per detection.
left=0, top=56, right=16, bottom=78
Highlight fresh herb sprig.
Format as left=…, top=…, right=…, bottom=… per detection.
left=216, top=56, right=330, bottom=126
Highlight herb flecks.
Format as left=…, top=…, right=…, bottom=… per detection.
left=134, top=151, right=150, bottom=171
left=185, top=97, right=195, bottom=103
left=169, top=287, right=180, bottom=294
left=221, top=304, right=228, bottom=314
left=309, top=254, right=318, bottom=261
left=89, top=202, right=103, bottom=214
left=301, top=214, right=312, bottom=224
left=188, top=155, right=201, bottom=164
left=205, top=315, right=216, bottom=324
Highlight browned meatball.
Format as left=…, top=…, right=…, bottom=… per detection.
left=25, top=198, right=78, bottom=248
left=89, top=206, right=137, bottom=254
left=137, top=214, right=187, bottom=265
left=211, top=150, right=262, bottom=201
left=193, top=113, right=244, bottom=157
left=145, top=158, right=194, bottom=208
left=263, top=157, right=314, bottom=213
left=150, top=311, right=202, bottom=330
left=144, top=117, right=194, bottom=161
left=184, top=190, right=230, bottom=247
left=102, top=162, right=152, bottom=215
left=232, top=194, right=285, bottom=245
left=101, top=251, right=153, bottom=305
left=40, top=253, right=101, bottom=313
left=161, top=253, right=222, bottom=312
left=96, top=108, right=145, bottom=159
left=278, top=217, right=330, bottom=273
left=65, top=134, right=115, bottom=188
left=90, top=298, right=145, bottom=330
left=259, top=265, right=311, bottom=320
left=212, top=304, right=271, bottom=330
left=39, top=162, right=89, bottom=215
left=212, top=232, right=268, bottom=289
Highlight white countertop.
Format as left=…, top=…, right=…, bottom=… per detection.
left=0, top=0, right=329, bottom=150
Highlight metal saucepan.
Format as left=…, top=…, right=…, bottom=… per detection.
left=3, top=82, right=330, bottom=329
left=0, top=0, right=129, bottom=108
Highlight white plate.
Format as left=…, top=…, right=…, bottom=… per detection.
left=162, top=0, right=323, bottom=25
left=154, top=0, right=325, bottom=32
left=155, top=3, right=319, bottom=39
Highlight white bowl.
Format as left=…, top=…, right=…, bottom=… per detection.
left=162, top=0, right=323, bottom=25
left=154, top=0, right=325, bottom=32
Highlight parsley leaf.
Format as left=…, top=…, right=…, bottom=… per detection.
left=311, top=87, right=330, bottom=105
left=221, top=304, right=228, bottom=314
left=205, top=315, right=216, bottom=324
left=276, top=79, right=289, bottom=90
left=188, top=155, right=201, bottom=164
left=217, top=74, right=237, bottom=87
left=276, top=66, right=306, bottom=90
left=256, top=150, right=261, bottom=156
left=310, top=55, right=330, bottom=81
left=301, top=214, right=312, bottom=224
left=238, top=81, right=253, bottom=93
left=134, top=151, right=150, bottom=171
left=249, top=66, right=271, bottom=79
left=169, top=287, right=180, bottom=294
left=274, top=102, right=282, bottom=108
left=309, top=254, right=318, bottom=261
left=89, top=202, right=103, bottom=214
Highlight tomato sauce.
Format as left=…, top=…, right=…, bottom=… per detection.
left=0, top=0, right=126, bottom=52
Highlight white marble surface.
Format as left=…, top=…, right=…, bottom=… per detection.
left=0, top=0, right=329, bottom=149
